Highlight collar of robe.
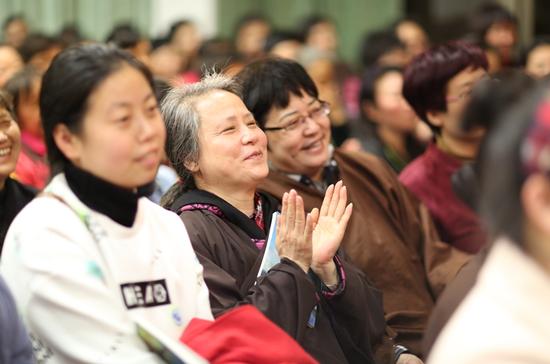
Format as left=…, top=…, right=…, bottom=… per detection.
left=170, top=189, right=279, bottom=240
left=64, top=163, right=155, bottom=227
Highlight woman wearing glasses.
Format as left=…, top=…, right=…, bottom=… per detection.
left=236, top=58, right=468, bottom=361
left=160, top=73, right=391, bottom=363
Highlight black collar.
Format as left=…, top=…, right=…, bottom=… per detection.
left=64, top=164, right=155, bottom=227
left=169, top=189, right=279, bottom=239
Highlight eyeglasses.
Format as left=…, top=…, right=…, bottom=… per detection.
left=264, top=101, right=330, bottom=132
left=446, top=88, right=475, bottom=104
left=446, top=75, right=493, bottom=104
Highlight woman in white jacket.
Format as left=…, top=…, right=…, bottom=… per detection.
left=0, top=43, right=213, bottom=363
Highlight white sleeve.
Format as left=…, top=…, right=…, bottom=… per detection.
left=2, top=204, right=164, bottom=364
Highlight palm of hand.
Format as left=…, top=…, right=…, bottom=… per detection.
left=312, top=216, right=343, bottom=265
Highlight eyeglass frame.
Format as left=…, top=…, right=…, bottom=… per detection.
left=263, top=100, right=331, bottom=132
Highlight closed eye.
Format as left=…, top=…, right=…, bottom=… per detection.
left=221, top=126, right=236, bottom=133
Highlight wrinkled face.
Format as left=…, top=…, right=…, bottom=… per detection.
left=264, top=91, right=331, bottom=179
left=0, top=106, right=21, bottom=188
left=367, top=71, right=417, bottom=133
left=0, top=46, right=23, bottom=88
left=436, top=66, right=487, bottom=141
left=526, top=44, right=550, bottom=79
left=192, top=90, right=268, bottom=191
left=63, top=65, right=166, bottom=189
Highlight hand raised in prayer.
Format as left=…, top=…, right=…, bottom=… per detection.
left=310, top=181, right=353, bottom=286
left=276, top=189, right=313, bottom=274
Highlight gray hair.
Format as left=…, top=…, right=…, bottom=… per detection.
left=160, top=72, right=242, bottom=208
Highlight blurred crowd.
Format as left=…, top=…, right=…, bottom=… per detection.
left=1, top=1, right=550, bottom=363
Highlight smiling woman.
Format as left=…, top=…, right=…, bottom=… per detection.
left=0, top=90, right=35, bottom=251
left=160, top=73, right=390, bottom=363
left=0, top=44, right=214, bottom=363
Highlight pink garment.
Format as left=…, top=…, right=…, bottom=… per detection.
left=14, top=132, right=49, bottom=190
left=399, top=143, right=486, bottom=253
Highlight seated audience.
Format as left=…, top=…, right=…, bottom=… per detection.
left=106, top=23, right=152, bottom=67
left=400, top=41, right=488, bottom=254
left=236, top=57, right=469, bottom=359
left=393, top=18, right=430, bottom=60
left=0, top=43, right=23, bottom=87
left=428, top=79, right=550, bottom=364
left=0, top=43, right=213, bottom=362
left=4, top=66, right=49, bottom=189
left=423, top=70, right=535, bottom=356
left=160, top=73, right=394, bottom=363
left=0, top=90, right=35, bottom=252
left=521, top=37, right=550, bottom=79
left=352, top=65, right=427, bottom=172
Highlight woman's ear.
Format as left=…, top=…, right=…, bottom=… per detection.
left=184, top=160, right=199, bottom=173
left=522, top=174, right=550, bottom=236
left=426, top=110, right=444, bottom=128
left=52, top=123, right=82, bottom=163
left=362, top=100, right=379, bottom=123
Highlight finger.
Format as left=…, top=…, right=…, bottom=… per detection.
left=304, top=212, right=314, bottom=247
left=286, top=190, right=296, bottom=231
left=334, top=185, right=348, bottom=221
left=328, top=180, right=343, bottom=216
left=279, top=192, right=288, bottom=233
left=320, top=184, right=334, bottom=217
left=309, top=207, right=320, bottom=228
left=339, top=203, right=353, bottom=230
left=294, top=194, right=305, bottom=234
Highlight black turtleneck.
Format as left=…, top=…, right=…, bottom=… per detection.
left=64, top=164, right=155, bottom=227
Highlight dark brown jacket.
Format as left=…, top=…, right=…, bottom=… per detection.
left=173, top=190, right=391, bottom=364
left=259, top=149, right=470, bottom=356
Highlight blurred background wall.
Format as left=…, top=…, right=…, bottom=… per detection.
left=0, top=0, right=544, bottom=67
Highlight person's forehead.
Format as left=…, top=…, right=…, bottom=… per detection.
left=529, top=45, right=550, bottom=59
left=447, top=67, right=486, bottom=90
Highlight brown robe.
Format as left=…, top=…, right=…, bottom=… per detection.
left=259, top=149, right=470, bottom=356
left=422, top=248, right=488, bottom=357
left=177, top=190, right=392, bottom=364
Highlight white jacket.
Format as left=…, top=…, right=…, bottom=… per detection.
left=0, top=174, right=213, bottom=364
left=428, top=238, right=550, bottom=363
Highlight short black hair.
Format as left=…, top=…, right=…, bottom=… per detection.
left=2, top=14, right=24, bottom=31
left=298, top=14, right=332, bottom=42
left=3, top=65, right=41, bottom=119
left=234, top=13, right=269, bottom=38
left=359, top=65, right=403, bottom=106
left=17, top=33, right=58, bottom=63
left=360, top=29, right=404, bottom=68
left=264, top=31, right=301, bottom=53
left=167, top=19, right=193, bottom=43
left=235, top=57, right=319, bottom=128
left=470, top=2, right=517, bottom=42
left=403, top=41, right=488, bottom=133
left=40, top=43, right=154, bottom=177
left=106, top=23, right=141, bottom=50
left=0, top=89, right=16, bottom=120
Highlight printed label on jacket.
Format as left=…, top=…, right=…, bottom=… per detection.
left=120, top=279, right=171, bottom=309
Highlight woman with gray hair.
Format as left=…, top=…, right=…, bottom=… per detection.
left=161, top=73, right=391, bottom=363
